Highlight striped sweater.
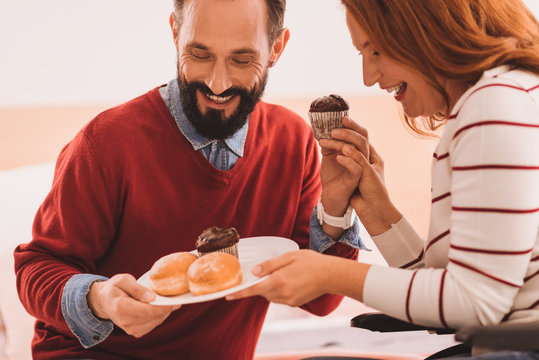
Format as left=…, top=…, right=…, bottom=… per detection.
left=363, top=66, right=539, bottom=329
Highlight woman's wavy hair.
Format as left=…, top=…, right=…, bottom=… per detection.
left=341, top=0, right=539, bottom=135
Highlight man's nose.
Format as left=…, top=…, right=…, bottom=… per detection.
left=205, top=59, right=233, bottom=95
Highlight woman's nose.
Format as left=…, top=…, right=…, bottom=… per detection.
left=362, top=59, right=381, bottom=87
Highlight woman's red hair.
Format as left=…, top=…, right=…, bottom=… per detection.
left=342, top=0, right=539, bottom=135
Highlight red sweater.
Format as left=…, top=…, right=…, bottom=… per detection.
left=14, top=88, right=357, bottom=359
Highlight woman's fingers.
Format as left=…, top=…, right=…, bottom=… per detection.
left=225, top=252, right=296, bottom=300
left=336, top=152, right=364, bottom=179
left=368, top=143, right=383, bottom=165
left=342, top=116, right=368, bottom=138
left=318, top=117, right=369, bottom=160
left=226, top=276, right=272, bottom=300
left=251, top=252, right=294, bottom=276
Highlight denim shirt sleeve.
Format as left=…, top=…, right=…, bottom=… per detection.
left=309, top=206, right=369, bottom=253
left=61, top=274, right=114, bottom=348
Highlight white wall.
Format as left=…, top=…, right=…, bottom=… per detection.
left=1, top=0, right=538, bottom=107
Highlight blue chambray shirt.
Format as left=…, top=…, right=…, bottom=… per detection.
left=61, top=79, right=366, bottom=348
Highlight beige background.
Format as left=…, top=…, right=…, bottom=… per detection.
left=0, top=95, right=434, bottom=236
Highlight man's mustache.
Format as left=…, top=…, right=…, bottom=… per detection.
left=188, top=81, right=250, bottom=99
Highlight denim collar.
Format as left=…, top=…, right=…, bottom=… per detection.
left=167, top=79, right=248, bottom=157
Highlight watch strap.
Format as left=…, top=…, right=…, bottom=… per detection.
left=316, top=200, right=355, bottom=229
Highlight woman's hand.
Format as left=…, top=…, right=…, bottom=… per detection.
left=226, top=250, right=371, bottom=305
left=88, top=274, right=181, bottom=338
left=226, top=250, right=331, bottom=306
left=342, top=141, right=402, bottom=236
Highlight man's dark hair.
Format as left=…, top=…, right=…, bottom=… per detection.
left=173, top=0, right=286, bottom=45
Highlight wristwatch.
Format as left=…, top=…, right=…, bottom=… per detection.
left=316, top=199, right=355, bottom=229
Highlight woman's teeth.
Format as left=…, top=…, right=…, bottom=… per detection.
left=387, top=82, right=406, bottom=95
left=206, top=93, right=233, bottom=104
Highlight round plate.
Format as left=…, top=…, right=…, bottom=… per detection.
left=137, top=236, right=299, bottom=305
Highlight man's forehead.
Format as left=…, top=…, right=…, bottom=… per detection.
left=181, top=0, right=268, bottom=29
left=179, top=0, right=269, bottom=52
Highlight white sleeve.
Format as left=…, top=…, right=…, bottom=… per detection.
left=363, top=78, right=539, bottom=328
left=370, top=216, right=425, bottom=268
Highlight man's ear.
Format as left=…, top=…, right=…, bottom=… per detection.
left=269, top=28, right=290, bottom=67
left=169, top=12, right=180, bottom=53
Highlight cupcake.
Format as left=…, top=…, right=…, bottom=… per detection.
left=308, top=94, right=350, bottom=140
left=195, top=226, right=240, bottom=258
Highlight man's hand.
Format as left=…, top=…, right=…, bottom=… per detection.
left=88, top=274, right=180, bottom=338
left=318, top=117, right=370, bottom=238
left=320, top=117, right=370, bottom=208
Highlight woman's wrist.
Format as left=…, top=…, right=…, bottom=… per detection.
left=357, top=201, right=402, bottom=237
left=324, top=256, right=371, bottom=302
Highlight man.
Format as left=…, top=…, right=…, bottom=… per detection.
left=14, top=0, right=362, bottom=358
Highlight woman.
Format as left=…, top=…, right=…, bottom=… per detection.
left=228, top=0, right=539, bottom=357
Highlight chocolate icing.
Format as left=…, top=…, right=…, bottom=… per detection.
left=309, top=94, right=349, bottom=112
left=195, top=226, right=240, bottom=252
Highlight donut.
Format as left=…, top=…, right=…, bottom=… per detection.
left=187, top=252, right=243, bottom=296
left=149, top=252, right=198, bottom=296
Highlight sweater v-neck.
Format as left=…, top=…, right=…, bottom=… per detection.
left=147, top=87, right=253, bottom=183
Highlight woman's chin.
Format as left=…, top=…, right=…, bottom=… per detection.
left=402, top=107, right=418, bottom=118
left=401, top=105, right=425, bottom=119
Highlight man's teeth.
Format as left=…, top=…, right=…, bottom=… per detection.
left=206, top=93, right=233, bottom=104
left=387, top=83, right=406, bottom=95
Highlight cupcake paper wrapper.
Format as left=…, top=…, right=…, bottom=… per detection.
left=197, top=243, right=238, bottom=259
left=308, top=110, right=349, bottom=140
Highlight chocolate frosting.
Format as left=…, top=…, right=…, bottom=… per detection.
left=309, top=94, right=350, bottom=112
left=195, top=226, right=240, bottom=252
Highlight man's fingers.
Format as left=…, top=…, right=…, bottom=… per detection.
left=319, top=138, right=345, bottom=153
left=111, top=274, right=155, bottom=303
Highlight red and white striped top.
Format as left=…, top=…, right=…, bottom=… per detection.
left=363, top=66, right=539, bottom=329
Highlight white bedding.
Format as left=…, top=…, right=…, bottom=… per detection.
left=0, top=162, right=54, bottom=360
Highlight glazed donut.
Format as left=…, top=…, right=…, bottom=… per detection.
left=149, top=252, right=198, bottom=296
left=187, top=252, right=243, bottom=296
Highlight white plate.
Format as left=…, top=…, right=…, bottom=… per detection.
left=137, top=236, right=299, bottom=305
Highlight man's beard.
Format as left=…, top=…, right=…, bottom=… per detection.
left=177, top=69, right=268, bottom=140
